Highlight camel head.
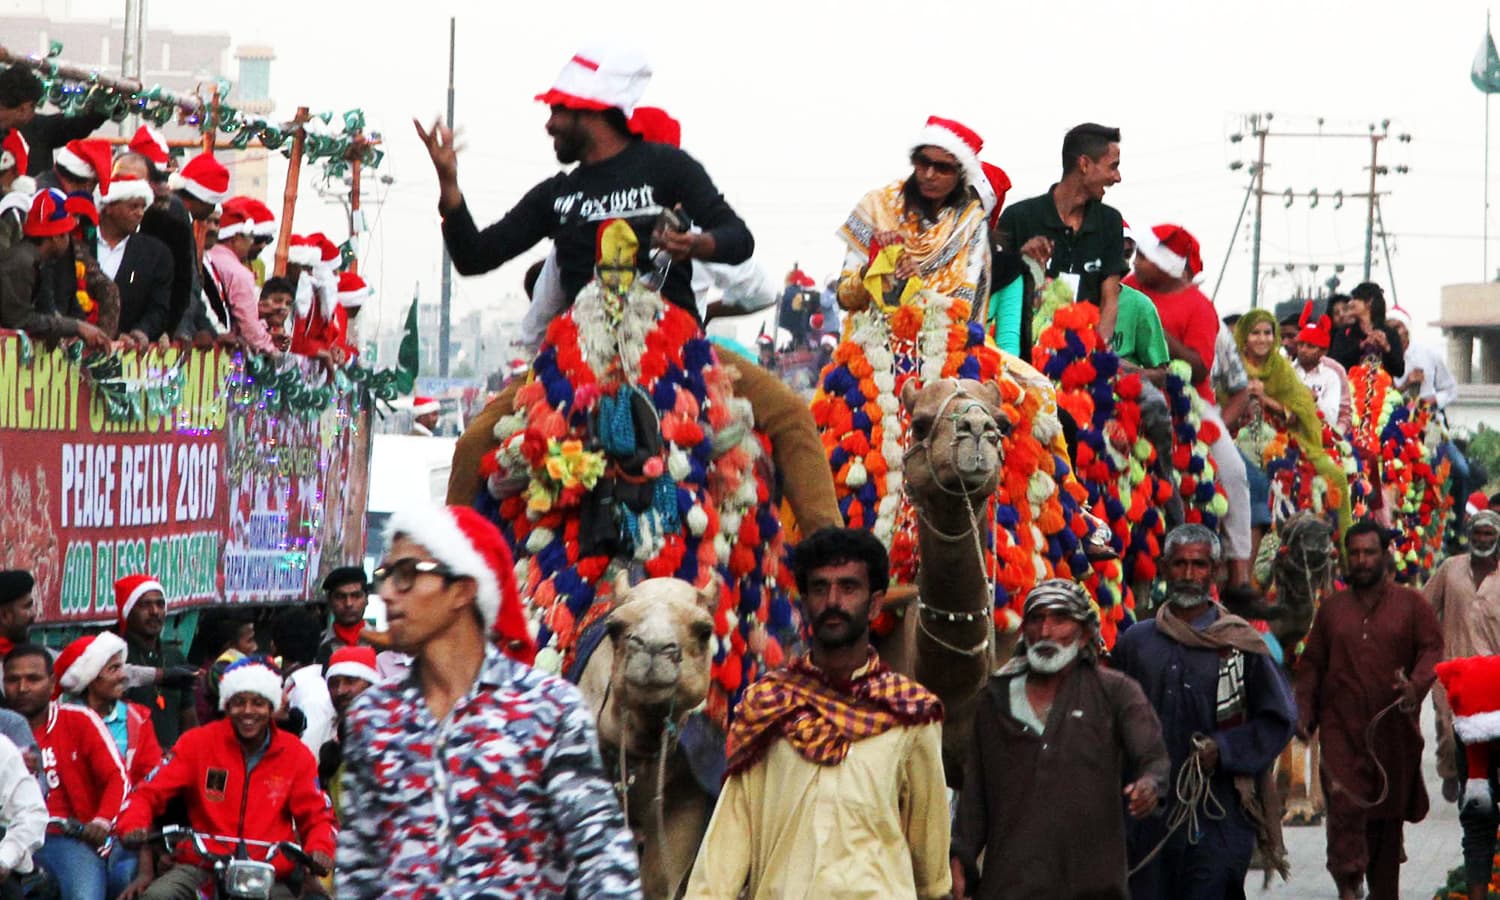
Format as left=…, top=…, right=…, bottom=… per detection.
left=605, top=572, right=716, bottom=713
left=900, top=377, right=1008, bottom=501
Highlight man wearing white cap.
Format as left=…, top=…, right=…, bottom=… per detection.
left=97, top=173, right=174, bottom=344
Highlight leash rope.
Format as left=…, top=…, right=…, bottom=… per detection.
left=1127, top=734, right=1227, bottom=876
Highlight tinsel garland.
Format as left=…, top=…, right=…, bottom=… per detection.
left=483, top=286, right=791, bottom=729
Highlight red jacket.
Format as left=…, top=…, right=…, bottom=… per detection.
left=121, top=701, right=163, bottom=785
left=116, top=718, right=337, bottom=878
left=33, top=702, right=129, bottom=825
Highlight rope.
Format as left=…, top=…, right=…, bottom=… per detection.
left=1319, top=695, right=1407, bottom=810
left=1127, top=733, right=1227, bottom=877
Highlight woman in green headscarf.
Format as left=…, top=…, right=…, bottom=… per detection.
left=1234, top=308, right=1352, bottom=538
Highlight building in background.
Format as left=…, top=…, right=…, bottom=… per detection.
left=1436, top=282, right=1500, bottom=431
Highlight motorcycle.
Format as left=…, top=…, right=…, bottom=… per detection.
left=132, top=825, right=328, bottom=900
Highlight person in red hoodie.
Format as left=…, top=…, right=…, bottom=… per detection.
left=117, top=656, right=336, bottom=900
left=2, top=642, right=130, bottom=900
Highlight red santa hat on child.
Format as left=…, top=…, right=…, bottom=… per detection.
left=1135, top=224, right=1204, bottom=281
left=115, top=573, right=165, bottom=632
left=99, top=174, right=155, bottom=207
left=54, top=139, right=112, bottom=193
left=217, top=657, right=284, bottom=711
left=53, top=632, right=128, bottom=698
left=911, top=116, right=997, bottom=215
left=129, top=125, right=172, bottom=167
left=1295, top=301, right=1332, bottom=350
left=535, top=44, right=652, bottom=116
left=336, top=271, right=372, bottom=308
left=168, top=152, right=230, bottom=204
left=383, top=504, right=535, bottom=664
left=1, top=129, right=28, bottom=177
left=324, top=645, right=380, bottom=685
left=216, top=197, right=258, bottom=239
left=411, top=396, right=440, bottom=416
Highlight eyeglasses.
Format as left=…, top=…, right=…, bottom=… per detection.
left=371, top=558, right=455, bottom=593
left=911, top=153, right=960, bottom=177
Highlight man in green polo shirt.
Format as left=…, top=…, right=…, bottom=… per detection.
left=994, top=123, right=1127, bottom=357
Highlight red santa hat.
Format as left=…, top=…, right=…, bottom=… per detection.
left=0, top=129, right=28, bottom=176
left=1468, top=491, right=1491, bottom=517
left=1295, top=301, right=1332, bottom=350
left=168, top=152, right=230, bottom=204
left=628, top=106, right=681, bottom=148
left=286, top=233, right=321, bottom=268
left=1387, top=305, right=1413, bottom=330
left=307, top=232, right=341, bottom=271
left=98, top=174, right=155, bottom=207
left=217, top=657, right=284, bottom=711
left=911, top=116, right=995, bottom=214
left=53, top=632, right=128, bottom=698
left=411, top=396, right=441, bottom=416
left=54, top=139, right=112, bottom=193
left=383, top=504, right=535, bottom=664
left=1437, top=655, right=1500, bottom=744
left=239, top=198, right=276, bottom=238
left=535, top=44, right=653, bottom=116
left=216, top=196, right=258, bottom=239
left=1135, top=223, right=1204, bottom=281
left=981, top=161, right=1011, bottom=227
left=1122, top=220, right=1136, bottom=243
left=337, top=271, right=372, bottom=308
left=114, top=573, right=165, bottom=632
left=324, top=645, right=380, bottom=685
left=129, top=125, right=172, bottom=167
left=23, top=188, right=74, bottom=238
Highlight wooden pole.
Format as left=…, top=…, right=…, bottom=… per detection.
left=201, top=87, right=218, bottom=155
left=273, top=107, right=311, bottom=278
left=348, top=132, right=362, bottom=275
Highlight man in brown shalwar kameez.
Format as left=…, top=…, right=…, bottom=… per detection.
left=1295, top=519, right=1444, bottom=900
left=950, top=579, right=1169, bottom=900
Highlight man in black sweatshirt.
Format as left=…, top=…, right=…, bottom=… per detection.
left=422, top=44, right=840, bottom=535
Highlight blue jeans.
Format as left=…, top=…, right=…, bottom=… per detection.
left=33, top=836, right=136, bottom=900
left=1242, top=450, right=1273, bottom=528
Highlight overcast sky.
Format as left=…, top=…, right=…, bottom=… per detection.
left=21, top=0, right=1500, bottom=351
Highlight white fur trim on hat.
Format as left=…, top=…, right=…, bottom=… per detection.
left=325, top=659, right=380, bottom=685
left=252, top=220, right=277, bottom=238
left=537, top=44, right=653, bottom=116
left=54, top=145, right=95, bottom=179
left=1135, top=230, right=1189, bottom=280
left=287, top=245, right=320, bottom=267
left=384, top=504, right=500, bottom=629
left=216, top=220, right=256, bottom=240
left=59, top=632, right=127, bottom=695
left=1456, top=709, right=1500, bottom=744
left=120, top=578, right=166, bottom=623
left=911, top=123, right=990, bottom=213
left=218, top=661, right=284, bottom=712
left=100, top=179, right=155, bottom=207
left=167, top=171, right=227, bottom=205
left=411, top=399, right=441, bottom=416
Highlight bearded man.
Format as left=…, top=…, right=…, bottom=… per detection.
left=1112, top=524, right=1297, bottom=899
left=1296, top=520, right=1443, bottom=900
left=950, top=579, right=1168, bottom=900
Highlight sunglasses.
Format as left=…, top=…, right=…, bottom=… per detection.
left=371, top=557, right=456, bottom=593
left=911, top=153, right=960, bottom=177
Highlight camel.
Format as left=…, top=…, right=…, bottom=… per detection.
left=575, top=573, right=721, bottom=900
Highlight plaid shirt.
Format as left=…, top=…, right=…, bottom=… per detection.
left=335, top=643, right=641, bottom=899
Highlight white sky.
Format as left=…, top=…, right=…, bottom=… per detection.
left=30, top=0, right=1500, bottom=349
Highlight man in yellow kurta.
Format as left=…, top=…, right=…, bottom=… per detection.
left=684, top=527, right=950, bottom=899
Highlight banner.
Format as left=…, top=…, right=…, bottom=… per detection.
left=0, top=334, right=371, bottom=625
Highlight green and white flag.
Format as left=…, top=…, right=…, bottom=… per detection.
left=1474, top=27, right=1500, bottom=93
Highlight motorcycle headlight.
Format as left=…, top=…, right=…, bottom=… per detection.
left=225, top=859, right=277, bottom=898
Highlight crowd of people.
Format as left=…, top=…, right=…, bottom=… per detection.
left=0, top=65, right=373, bottom=365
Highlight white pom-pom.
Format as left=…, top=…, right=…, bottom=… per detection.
left=873, top=372, right=896, bottom=394
left=668, top=449, right=692, bottom=481
left=846, top=459, right=868, bottom=488
left=687, top=505, right=709, bottom=536
left=722, top=512, right=742, bottom=536
left=878, top=394, right=901, bottom=414
left=525, top=528, right=554, bottom=554
left=534, top=647, right=563, bottom=674
left=714, top=534, right=732, bottom=564
left=1027, top=472, right=1055, bottom=504
left=886, top=472, right=903, bottom=493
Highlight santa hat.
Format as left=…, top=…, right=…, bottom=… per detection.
left=507, top=358, right=530, bottom=378
left=1122, top=220, right=1136, bottom=244
left=217, top=657, right=284, bottom=711
left=23, top=188, right=74, bottom=238
left=129, top=125, right=171, bottom=166
left=168, top=152, right=230, bottom=204
left=0, top=129, right=28, bottom=175
left=54, top=139, right=112, bottom=194
left=911, top=116, right=995, bottom=213
left=216, top=197, right=257, bottom=239
left=628, top=106, right=681, bottom=148
left=324, top=645, right=380, bottom=685
left=411, top=396, right=440, bottom=416
left=1135, top=223, right=1204, bottom=281
left=307, top=232, right=341, bottom=271
left=1438, top=655, right=1500, bottom=742
left=1468, top=491, right=1491, bottom=517
left=286, top=234, right=321, bottom=268
left=536, top=44, right=652, bottom=116
left=383, top=504, right=535, bottom=664
left=53, top=632, right=128, bottom=698
left=114, top=574, right=165, bottom=632
left=981, top=161, right=1011, bottom=227
left=239, top=198, right=277, bottom=238
left=1387, top=306, right=1413, bottom=329
left=98, top=174, right=155, bottom=207
left=337, top=271, right=372, bottom=308
left=1295, top=301, right=1332, bottom=350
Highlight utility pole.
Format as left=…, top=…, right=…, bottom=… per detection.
left=439, top=16, right=455, bottom=377
left=1249, top=117, right=1268, bottom=308
left=1363, top=128, right=1383, bottom=282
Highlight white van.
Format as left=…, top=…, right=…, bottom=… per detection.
left=361, top=434, right=458, bottom=628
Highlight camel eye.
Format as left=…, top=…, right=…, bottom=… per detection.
left=910, top=416, right=933, bottom=442
left=691, top=620, right=713, bottom=645
left=606, top=618, right=627, bottom=641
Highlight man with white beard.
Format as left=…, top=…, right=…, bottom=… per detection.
left=1113, top=524, right=1297, bottom=899
left=949, top=579, right=1168, bottom=900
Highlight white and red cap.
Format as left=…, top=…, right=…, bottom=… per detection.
left=114, top=574, right=165, bottom=631
left=55, top=139, right=113, bottom=193
left=1437, top=653, right=1500, bottom=804
left=99, top=174, right=155, bottom=207
left=218, top=657, right=284, bottom=711
left=240, top=198, right=276, bottom=238
left=129, top=125, right=171, bottom=167
left=168, top=152, right=230, bottom=204
left=1135, top=224, right=1204, bottom=281
left=217, top=196, right=258, bottom=239
left=981, top=161, right=1011, bottom=227
left=1387, top=306, right=1414, bottom=330
left=535, top=44, right=652, bottom=116
left=411, top=395, right=441, bottom=416
left=286, top=234, right=320, bottom=267
left=312, top=233, right=341, bottom=270
left=337, top=271, right=372, bottom=308
left=384, top=504, right=536, bottom=664
left=911, top=116, right=995, bottom=214
left=325, top=645, right=379, bottom=685
left=0, top=129, right=28, bottom=176
left=53, top=632, right=127, bottom=698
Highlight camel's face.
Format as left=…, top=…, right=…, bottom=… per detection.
left=900, top=378, right=1007, bottom=499
left=1280, top=514, right=1336, bottom=574
left=606, top=575, right=715, bottom=710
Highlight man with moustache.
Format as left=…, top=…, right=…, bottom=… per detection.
left=117, top=575, right=199, bottom=750
left=950, top=579, right=1168, bottom=900
left=1297, top=520, right=1443, bottom=900
left=1112, top=524, right=1297, bottom=899
left=685, top=527, right=950, bottom=899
